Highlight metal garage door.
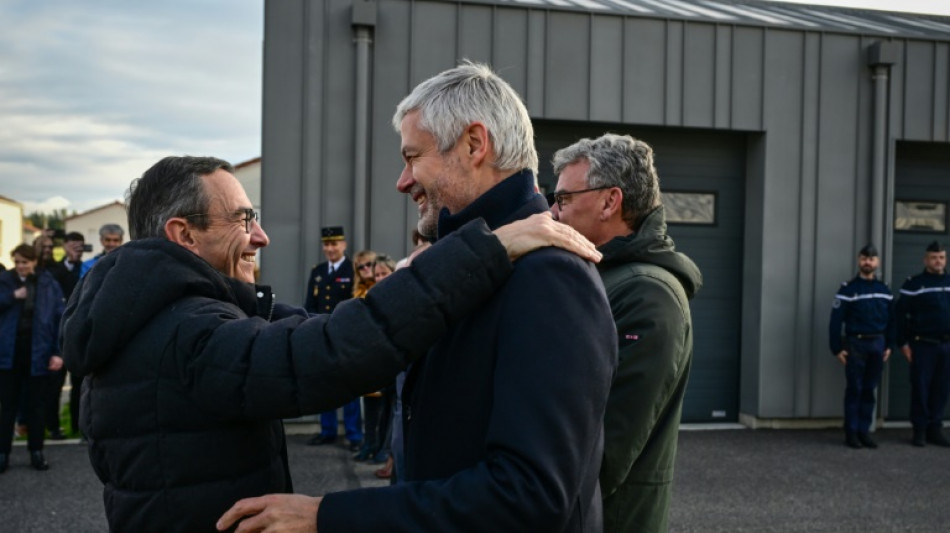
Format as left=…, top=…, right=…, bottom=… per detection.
left=535, top=121, right=746, bottom=423
left=888, top=141, right=950, bottom=420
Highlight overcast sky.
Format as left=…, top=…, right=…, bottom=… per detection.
left=1, top=0, right=948, bottom=215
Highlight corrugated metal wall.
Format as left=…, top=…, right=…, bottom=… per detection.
left=262, top=0, right=950, bottom=420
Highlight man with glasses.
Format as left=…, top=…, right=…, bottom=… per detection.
left=303, top=226, right=362, bottom=449
left=550, top=133, right=702, bottom=532
left=61, top=155, right=598, bottom=532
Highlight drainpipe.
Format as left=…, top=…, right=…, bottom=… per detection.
left=867, top=41, right=897, bottom=281
left=352, top=0, right=376, bottom=252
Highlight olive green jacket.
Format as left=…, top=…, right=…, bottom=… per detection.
left=598, top=206, right=702, bottom=533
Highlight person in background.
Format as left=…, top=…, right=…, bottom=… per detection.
left=46, top=232, right=88, bottom=440
left=395, top=229, right=429, bottom=270
left=351, top=250, right=378, bottom=299
left=550, top=133, right=701, bottom=532
left=895, top=240, right=950, bottom=447
left=828, top=243, right=893, bottom=449
left=0, top=244, right=65, bottom=472
left=32, top=235, right=55, bottom=271
left=80, top=224, right=124, bottom=277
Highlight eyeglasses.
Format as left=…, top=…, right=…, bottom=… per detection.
left=182, top=208, right=259, bottom=234
left=546, top=186, right=613, bottom=210
left=356, top=261, right=376, bottom=270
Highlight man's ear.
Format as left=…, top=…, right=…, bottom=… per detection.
left=461, top=121, right=490, bottom=168
left=602, top=187, right=624, bottom=221
left=164, top=218, right=199, bottom=253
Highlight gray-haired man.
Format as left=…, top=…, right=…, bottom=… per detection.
left=80, top=223, right=124, bottom=277
left=551, top=133, right=702, bottom=532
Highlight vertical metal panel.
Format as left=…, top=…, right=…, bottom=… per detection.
left=757, top=30, right=806, bottom=416
left=410, top=1, right=458, bottom=86
left=545, top=11, right=590, bottom=120
left=370, top=0, right=415, bottom=257
left=458, top=4, right=493, bottom=62
left=714, top=26, right=732, bottom=129
left=492, top=8, right=530, bottom=98
left=740, top=133, right=766, bottom=417
left=525, top=10, right=546, bottom=117
left=683, top=22, right=716, bottom=128
left=589, top=15, right=624, bottom=123
left=261, top=0, right=309, bottom=304
left=903, top=41, right=935, bottom=141
left=890, top=40, right=906, bottom=141
left=933, top=43, right=949, bottom=142
left=731, top=27, right=763, bottom=131
left=665, top=20, right=683, bottom=125
left=622, top=18, right=665, bottom=125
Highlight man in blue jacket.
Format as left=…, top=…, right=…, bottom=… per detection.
left=896, top=241, right=950, bottom=447
left=829, top=244, right=893, bottom=449
left=219, top=61, right=617, bottom=533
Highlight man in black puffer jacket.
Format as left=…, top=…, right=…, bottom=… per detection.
left=60, top=156, right=598, bottom=533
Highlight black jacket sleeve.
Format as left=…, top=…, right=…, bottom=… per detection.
left=180, top=219, right=512, bottom=420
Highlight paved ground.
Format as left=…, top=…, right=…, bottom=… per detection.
left=1, top=426, right=948, bottom=532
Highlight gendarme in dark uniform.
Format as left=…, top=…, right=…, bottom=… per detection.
left=303, top=226, right=362, bottom=449
left=303, top=227, right=354, bottom=314
left=828, top=244, right=893, bottom=449
left=896, top=240, right=950, bottom=447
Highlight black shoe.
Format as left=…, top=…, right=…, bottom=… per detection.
left=306, top=434, right=336, bottom=446
left=912, top=429, right=926, bottom=447
left=347, top=440, right=363, bottom=452
left=857, top=433, right=878, bottom=449
left=49, top=429, right=67, bottom=441
left=845, top=432, right=862, bottom=449
left=30, top=451, right=49, bottom=471
left=926, top=428, right=950, bottom=447
left=0, top=453, right=8, bottom=473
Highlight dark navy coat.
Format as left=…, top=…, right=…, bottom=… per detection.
left=895, top=270, right=950, bottom=345
left=828, top=275, right=894, bottom=354
left=304, top=258, right=353, bottom=313
left=319, top=170, right=618, bottom=532
left=0, top=269, right=64, bottom=376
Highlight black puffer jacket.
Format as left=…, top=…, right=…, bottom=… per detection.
left=61, top=220, right=511, bottom=533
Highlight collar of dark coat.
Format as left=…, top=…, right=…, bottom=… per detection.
left=436, top=169, right=544, bottom=239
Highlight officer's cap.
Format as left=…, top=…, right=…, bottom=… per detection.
left=321, top=226, right=345, bottom=242
left=858, top=243, right=878, bottom=257
left=926, top=240, right=945, bottom=253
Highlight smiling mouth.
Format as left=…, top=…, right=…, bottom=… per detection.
left=241, top=253, right=256, bottom=264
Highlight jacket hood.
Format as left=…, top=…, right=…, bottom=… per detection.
left=597, top=206, right=703, bottom=299
left=61, top=238, right=271, bottom=375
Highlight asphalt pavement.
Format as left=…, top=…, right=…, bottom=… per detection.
left=1, top=425, right=948, bottom=532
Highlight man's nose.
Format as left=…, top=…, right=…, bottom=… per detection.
left=396, top=166, right=414, bottom=193
left=250, top=219, right=270, bottom=247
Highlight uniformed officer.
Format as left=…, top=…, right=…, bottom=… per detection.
left=829, top=244, right=893, bottom=449
left=896, top=240, right=950, bottom=447
left=304, top=226, right=363, bottom=450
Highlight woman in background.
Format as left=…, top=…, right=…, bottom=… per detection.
left=0, top=244, right=65, bottom=472
left=352, top=249, right=380, bottom=461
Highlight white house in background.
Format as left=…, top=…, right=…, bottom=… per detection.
left=0, top=195, right=24, bottom=269
left=233, top=157, right=261, bottom=212
left=65, top=201, right=128, bottom=258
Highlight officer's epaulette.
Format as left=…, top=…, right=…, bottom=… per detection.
left=841, top=281, right=847, bottom=286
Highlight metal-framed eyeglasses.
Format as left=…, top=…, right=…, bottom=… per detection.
left=182, top=208, right=259, bottom=234
left=546, top=186, right=613, bottom=210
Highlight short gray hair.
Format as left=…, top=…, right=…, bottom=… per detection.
left=392, top=60, right=538, bottom=177
left=99, top=223, right=124, bottom=238
left=552, top=133, right=661, bottom=231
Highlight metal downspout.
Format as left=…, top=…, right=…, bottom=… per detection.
left=351, top=1, right=376, bottom=252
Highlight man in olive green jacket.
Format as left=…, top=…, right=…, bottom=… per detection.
left=551, top=133, right=702, bottom=532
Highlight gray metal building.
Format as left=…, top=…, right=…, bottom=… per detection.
left=260, top=0, right=950, bottom=425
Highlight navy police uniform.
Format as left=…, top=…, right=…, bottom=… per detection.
left=304, top=226, right=362, bottom=446
left=829, top=267, right=893, bottom=441
left=896, top=242, right=950, bottom=445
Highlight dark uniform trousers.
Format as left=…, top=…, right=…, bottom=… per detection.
left=908, top=339, right=950, bottom=430
left=843, top=336, right=886, bottom=433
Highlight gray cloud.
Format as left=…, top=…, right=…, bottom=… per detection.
left=0, top=0, right=262, bottom=214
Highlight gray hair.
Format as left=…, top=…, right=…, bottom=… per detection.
left=99, top=223, right=125, bottom=238
left=126, top=156, right=232, bottom=240
left=552, top=133, right=661, bottom=231
left=392, top=60, right=538, bottom=177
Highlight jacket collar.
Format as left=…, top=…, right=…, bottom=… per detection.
left=436, top=169, right=542, bottom=239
